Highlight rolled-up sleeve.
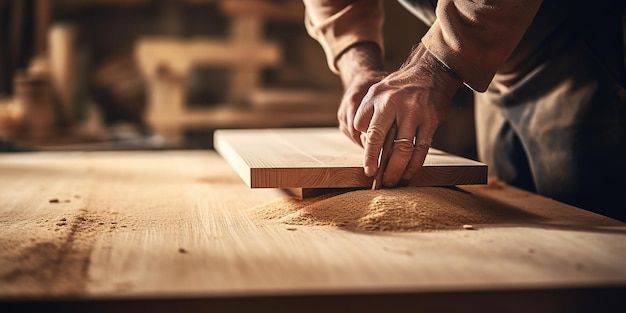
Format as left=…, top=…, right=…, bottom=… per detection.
left=303, top=0, right=384, bottom=73
left=422, top=0, right=543, bottom=92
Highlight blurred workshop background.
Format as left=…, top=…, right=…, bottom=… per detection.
left=0, top=0, right=477, bottom=158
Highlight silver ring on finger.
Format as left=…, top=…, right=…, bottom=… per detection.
left=393, top=138, right=414, bottom=144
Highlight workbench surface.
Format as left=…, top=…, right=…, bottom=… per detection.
left=1, top=151, right=625, bottom=312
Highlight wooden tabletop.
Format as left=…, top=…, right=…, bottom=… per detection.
left=1, top=151, right=625, bottom=312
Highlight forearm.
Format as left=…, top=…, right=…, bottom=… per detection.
left=303, top=0, right=384, bottom=74
left=422, top=0, right=543, bottom=91
left=336, top=42, right=384, bottom=87
left=399, top=44, right=463, bottom=95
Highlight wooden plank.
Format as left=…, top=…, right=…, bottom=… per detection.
left=1, top=151, right=625, bottom=311
left=214, top=127, right=487, bottom=188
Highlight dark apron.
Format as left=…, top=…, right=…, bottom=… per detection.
left=400, top=0, right=626, bottom=221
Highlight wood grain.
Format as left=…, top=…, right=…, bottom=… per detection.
left=1, top=151, right=625, bottom=311
left=214, top=127, right=487, bottom=188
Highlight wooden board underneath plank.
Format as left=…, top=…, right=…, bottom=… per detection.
left=214, top=127, right=487, bottom=188
left=0, top=151, right=625, bottom=312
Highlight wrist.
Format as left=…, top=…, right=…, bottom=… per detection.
left=336, top=42, right=384, bottom=87
left=404, top=44, right=463, bottom=94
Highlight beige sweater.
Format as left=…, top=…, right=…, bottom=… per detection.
left=303, top=0, right=542, bottom=92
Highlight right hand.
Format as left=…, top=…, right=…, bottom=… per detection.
left=353, top=43, right=463, bottom=187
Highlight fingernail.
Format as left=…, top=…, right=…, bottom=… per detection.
left=364, top=166, right=376, bottom=177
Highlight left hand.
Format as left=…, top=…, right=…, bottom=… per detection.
left=354, top=43, right=463, bottom=187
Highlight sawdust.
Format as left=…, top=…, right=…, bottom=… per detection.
left=0, top=209, right=135, bottom=295
left=253, top=187, right=537, bottom=232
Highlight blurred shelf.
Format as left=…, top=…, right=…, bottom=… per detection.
left=148, top=105, right=338, bottom=130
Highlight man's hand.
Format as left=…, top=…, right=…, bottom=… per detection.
left=338, top=70, right=387, bottom=146
left=354, top=43, right=463, bottom=187
left=336, top=42, right=386, bottom=146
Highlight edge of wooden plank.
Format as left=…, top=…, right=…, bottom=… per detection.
left=213, top=130, right=253, bottom=187
left=251, top=164, right=487, bottom=188
left=251, top=167, right=368, bottom=188
left=215, top=128, right=488, bottom=189
left=408, top=164, right=488, bottom=187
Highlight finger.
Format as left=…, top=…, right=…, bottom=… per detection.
left=338, top=102, right=361, bottom=146
left=360, top=132, right=367, bottom=147
left=353, top=89, right=377, bottom=175
left=350, top=130, right=362, bottom=147
left=362, top=108, right=395, bottom=177
left=345, top=105, right=362, bottom=146
left=353, top=88, right=376, bottom=133
left=382, top=122, right=417, bottom=187
left=402, top=125, right=435, bottom=182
